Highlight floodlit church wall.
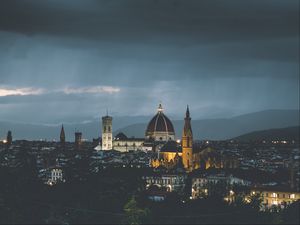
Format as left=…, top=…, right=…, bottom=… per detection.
left=113, top=140, right=144, bottom=152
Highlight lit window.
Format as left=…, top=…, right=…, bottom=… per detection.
left=271, top=193, right=277, bottom=198
left=290, top=194, right=295, bottom=199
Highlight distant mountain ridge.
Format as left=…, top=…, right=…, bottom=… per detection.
left=0, top=109, right=298, bottom=141
left=114, top=109, right=299, bottom=140
left=233, top=126, right=299, bottom=142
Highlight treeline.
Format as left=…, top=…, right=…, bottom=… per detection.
left=0, top=162, right=299, bottom=224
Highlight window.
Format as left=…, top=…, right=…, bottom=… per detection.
left=272, top=200, right=278, bottom=205
left=290, top=194, right=295, bottom=199
left=271, top=193, right=277, bottom=198
left=283, top=194, right=285, bottom=198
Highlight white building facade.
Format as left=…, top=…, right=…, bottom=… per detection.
left=102, top=115, right=113, bottom=150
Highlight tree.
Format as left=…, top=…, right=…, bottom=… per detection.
left=248, top=193, right=263, bottom=211
left=123, top=196, right=151, bottom=225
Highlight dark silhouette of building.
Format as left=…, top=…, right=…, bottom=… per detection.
left=6, top=130, right=12, bottom=147
left=75, top=132, right=82, bottom=150
left=60, top=125, right=65, bottom=144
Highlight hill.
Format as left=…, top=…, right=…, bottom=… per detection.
left=0, top=109, right=298, bottom=141
left=233, top=126, right=299, bottom=142
left=115, top=109, right=299, bottom=140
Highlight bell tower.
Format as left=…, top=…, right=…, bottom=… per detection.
left=182, top=105, right=193, bottom=171
left=102, top=113, right=113, bottom=150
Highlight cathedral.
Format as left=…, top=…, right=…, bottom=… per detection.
left=145, top=103, right=175, bottom=142
left=99, top=103, right=238, bottom=172
left=150, top=105, right=237, bottom=171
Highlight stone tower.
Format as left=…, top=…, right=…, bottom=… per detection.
left=182, top=105, right=193, bottom=171
left=60, top=125, right=65, bottom=144
left=75, top=131, right=82, bottom=150
left=102, top=114, right=113, bottom=150
left=6, top=130, right=12, bottom=147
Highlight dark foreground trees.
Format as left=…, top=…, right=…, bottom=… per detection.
left=0, top=164, right=299, bottom=224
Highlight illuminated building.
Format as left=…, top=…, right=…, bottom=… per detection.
left=46, top=167, right=64, bottom=186
left=113, top=132, right=144, bottom=152
left=99, top=104, right=175, bottom=152
left=143, top=174, right=187, bottom=192
left=145, top=103, right=175, bottom=142
left=182, top=105, right=193, bottom=171
left=150, top=106, right=232, bottom=171
left=102, top=114, right=113, bottom=150
left=191, top=173, right=251, bottom=199
left=250, top=187, right=300, bottom=210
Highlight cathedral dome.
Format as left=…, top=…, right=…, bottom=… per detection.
left=145, top=104, right=175, bottom=141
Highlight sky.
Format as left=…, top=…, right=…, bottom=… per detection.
left=0, top=0, right=299, bottom=124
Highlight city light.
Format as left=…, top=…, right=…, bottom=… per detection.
left=2, top=140, right=7, bottom=144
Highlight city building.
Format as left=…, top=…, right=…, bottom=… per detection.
left=46, top=167, right=64, bottom=186
left=6, top=130, right=12, bottom=147
left=75, top=132, right=82, bottom=150
left=113, top=132, right=144, bottom=152
left=151, top=106, right=233, bottom=171
left=102, top=114, right=113, bottom=150
left=143, top=174, right=187, bottom=192
left=191, top=173, right=251, bottom=199
left=145, top=103, right=175, bottom=142
left=60, top=125, right=65, bottom=144
left=250, top=187, right=300, bottom=210
left=182, top=105, right=193, bottom=171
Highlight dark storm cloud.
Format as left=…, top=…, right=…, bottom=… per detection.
left=0, top=0, right=298, bottom=42
left=0, top=0, right=298, bottom=124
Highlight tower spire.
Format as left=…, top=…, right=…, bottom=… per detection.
left=186, top=105, right=190, bottom=118
left=60, top=124, right=65, bottom=144
left=182, top=105, right=193, bottom=171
